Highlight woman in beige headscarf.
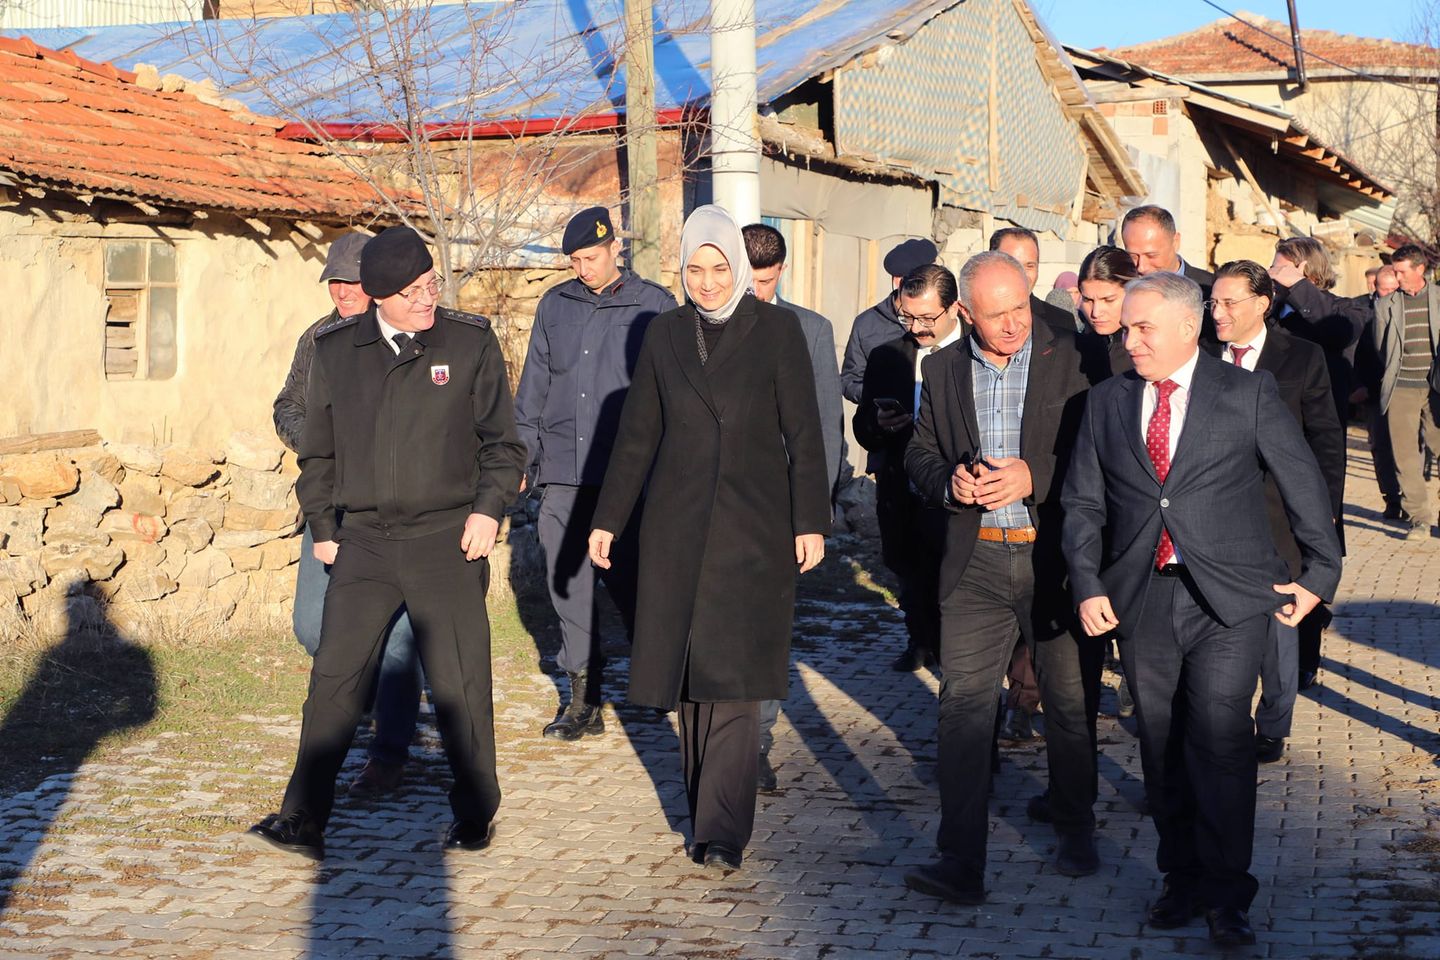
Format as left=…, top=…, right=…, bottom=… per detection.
left=588, top=204, right=831, bottom=872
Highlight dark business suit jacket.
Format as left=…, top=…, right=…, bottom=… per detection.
left=853, top=333, right=922, bottom=574
left=904, top=321, right=1093, bottom=633
left=1061, top=351, right=1342, bottom=633
left=1272, top=278, right=1367, bottom=423
left=1203, top=326, right=1346, bottom=568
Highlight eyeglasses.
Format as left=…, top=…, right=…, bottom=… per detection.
left=396, top=275, right=445, bottom=303
left=1203, top=294, right=1260, bottom=313
left=899, top=311, right=947, bottom=329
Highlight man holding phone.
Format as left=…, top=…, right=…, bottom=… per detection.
left=902, top=252, right=1099, bottom=903
left=853, top=264, right=965, bottom=673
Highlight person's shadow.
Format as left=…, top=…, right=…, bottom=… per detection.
left=0, top=590, right=157, bottom=915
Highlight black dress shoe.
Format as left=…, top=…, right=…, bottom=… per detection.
left=1054, top=830, right=1099, bottom=877
left=890, top=646, right=934, bottom=672
left=1206, top=906, right=1257, bottom=947
left=1147, top=881, right=1200, bottom=929
left=243, top=812, right=324, bottom=862
left=444, top=819, right=494, bottom=851
left=702, top=842, right=743, bottom=872
left=1026, top=791, right=1053, bottom=823
left=687, top=841, right=707, bottom=864
left=757, top=754, right=778, bottom=793
left=1298, top=669, right=1319, bottom=691
left=903, top=859, right=986, bottom=905
left=1255, top=734, right=1286, bottom=764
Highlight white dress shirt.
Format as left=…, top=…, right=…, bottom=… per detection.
left=1141, top=347, right=1200, bottom=565
left=1140, top=347, right=1200, bottom=471
left=1221, top=323, right=1267, bottom=371
left=914, top=324, right=964, bottom=416
left=377, top=314, right=408, bottom=355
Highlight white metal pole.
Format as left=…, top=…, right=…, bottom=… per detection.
left=708, top=0, right=760, bottom=226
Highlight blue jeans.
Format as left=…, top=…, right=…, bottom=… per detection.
left=295, top=524, right=422, bottom=765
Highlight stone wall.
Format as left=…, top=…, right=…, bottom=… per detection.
left=0, top=431, right=541, bottom=641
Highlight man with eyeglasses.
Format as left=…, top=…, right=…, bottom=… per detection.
left=514, top=207, right=675, bottom=744
left=246, top=226, right=526, bottom=860
left=852, top=264, right=962, bottom=679
left=1205, top=260, right=1343, bottom=757
left=272, top=232, right=423, bottom=798
left=901, top=253, right=1101, bottom=904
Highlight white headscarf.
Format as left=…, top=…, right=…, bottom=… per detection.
left=680, top=204, right=753, bottom=322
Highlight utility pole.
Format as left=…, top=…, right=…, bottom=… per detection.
left=1286, top=0, right=1308, bottom=91
left=624, top=0, right=662, bottom=281
left=708, top=0, right=760, bottom=225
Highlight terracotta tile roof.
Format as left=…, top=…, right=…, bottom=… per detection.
left=1107, top=12, right=1436, bottom=78
left=0, top=36, right=389, bottom=221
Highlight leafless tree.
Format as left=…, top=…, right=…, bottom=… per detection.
left=1296, top=1, right=1440, bottom=248
left=163, top=0, right=701, bottom=367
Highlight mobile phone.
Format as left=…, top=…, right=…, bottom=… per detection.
left=873, top=398, right=905, bottom=414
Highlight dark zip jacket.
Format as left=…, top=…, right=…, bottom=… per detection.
left=297, top=305, right=526, bottom=541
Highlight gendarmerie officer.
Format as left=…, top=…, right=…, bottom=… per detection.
left=245, top=226, right=526, bottom=860
left=513, top=207, right=675, bottom=741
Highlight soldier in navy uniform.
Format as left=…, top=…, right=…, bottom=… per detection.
left=514, top=207, right=676, bottom=741
left=245, top=227, right=526, bottom=860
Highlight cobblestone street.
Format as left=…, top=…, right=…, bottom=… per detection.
left=2, top=434, right=1437, bottom=959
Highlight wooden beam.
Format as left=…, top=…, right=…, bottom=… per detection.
left=245, top=217, right=272, bottom=237
left=292, top=220, right=324, bottom=241
left=0, top=429, right=102, bottom=455
left=1215, top=124, right=1302, bottom=238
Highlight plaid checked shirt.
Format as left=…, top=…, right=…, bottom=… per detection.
left=968, top=333, right=1032, bottom=529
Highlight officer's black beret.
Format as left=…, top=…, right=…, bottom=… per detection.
left=883, top=238, right=939, bottom=278
left=361, top=226, right=434, bottom=299
left=562, top=206, right=615, bottom=255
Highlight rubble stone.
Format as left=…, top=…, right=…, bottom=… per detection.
left=105, top=441, right=162, bottom=475
left=225, top=431, right=284, bottom=472
left=228, top=466, right=295, bottom=512
left=1, top=453, right=80, bottom=499
left=159, top=446, right=221, bottom=487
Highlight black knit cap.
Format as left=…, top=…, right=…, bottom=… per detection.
left=562, top=206, right=615, bottom=255
left=361, top=226, right=434, bottom=299
left=882, top=238, right=939, bottom=278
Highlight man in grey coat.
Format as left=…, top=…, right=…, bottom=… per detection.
left=514, top=207, right=676, bottom=741
left=1372, top=243, right=1440, bottom=540
left=743, top=222, right=845, bottom=792
left=839, top=238, right=940, bottom=406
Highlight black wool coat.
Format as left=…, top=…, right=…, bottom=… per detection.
left=592, top=295, right=833, bottom=710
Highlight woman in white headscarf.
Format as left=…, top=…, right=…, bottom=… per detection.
left=588, top=204, right=831, bottom=872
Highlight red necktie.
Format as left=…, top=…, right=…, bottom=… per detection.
left=1230, top=345, right=1251, bottom=367
left=1146, top=379, right=1179, bottom=569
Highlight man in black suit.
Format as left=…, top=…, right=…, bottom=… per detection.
left=852, top=265, right=965, bottom=674
left=902, top=253, right=1099, bottom=904
left=1062, top=272, right=1342, bottom=947
left=1207, top=260, right=1344, bottom=754
left=1121, top=205, right=1214, bottom=299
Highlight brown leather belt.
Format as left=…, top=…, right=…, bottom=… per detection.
left=977, top=526, right=1037, bottom=543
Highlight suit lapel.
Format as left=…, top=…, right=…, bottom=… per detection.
left=669, top=309, right=721, bottom=421
left=700, top=295, right=759, bottom=375
left=1429, top=284, right=1440, bottom=354
left=1167, top=351, right=1221, bottom=480
left=1116, top=374, right=1158, bottom=484
left=949, top=336, right=981, bottom=453
left=1018, top=325, right=1055, bottom=464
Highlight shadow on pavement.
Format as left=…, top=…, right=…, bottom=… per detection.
left=0, top=591, right=156, bottom=916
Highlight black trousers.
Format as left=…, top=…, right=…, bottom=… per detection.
left=538, top=484, right=640, bottom=682
left=280, top=525, right=499, bottom=830
left=1122, top=571, right=1268, bottom=911
left=678, top=699, right=760, bottom=851
left=877, top=480, right=945, bottom=657
left=935, top=540, right=1096, bottom=879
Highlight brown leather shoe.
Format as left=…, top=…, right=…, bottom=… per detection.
left=346, top=759, right=404, bottom=796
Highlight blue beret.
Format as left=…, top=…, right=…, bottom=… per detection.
left=563, top=207, right=615, bottom=255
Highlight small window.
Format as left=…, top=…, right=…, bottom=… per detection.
left=104, top=240, right=178, bottom=380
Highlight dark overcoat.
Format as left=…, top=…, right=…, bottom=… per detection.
left=591, top=295, right=833, bottom=710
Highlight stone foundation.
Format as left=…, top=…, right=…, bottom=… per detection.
left=0, top=431, right=541, bottom=641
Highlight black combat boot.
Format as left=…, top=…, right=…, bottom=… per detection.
left=542, top=669, right=605, bottom=741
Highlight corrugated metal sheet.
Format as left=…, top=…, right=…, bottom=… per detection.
left=834, top=0, right=1084, bottom=236
left=0, top=0, right=201, bottom=29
